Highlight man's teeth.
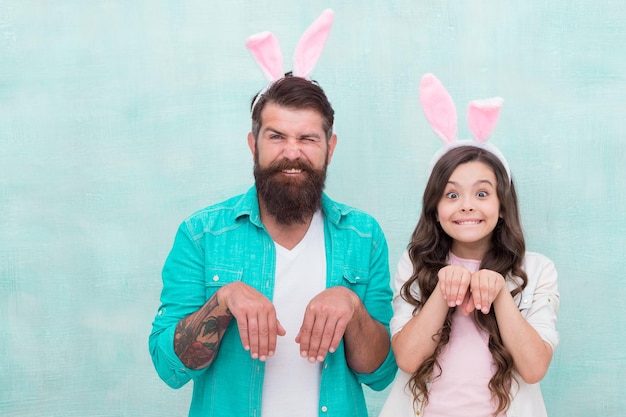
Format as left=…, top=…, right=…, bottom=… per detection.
left=283, top=169, right=302, bottom=173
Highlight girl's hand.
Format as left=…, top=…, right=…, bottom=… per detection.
left=437, top=265, right=472, bottom=308
left=467, top=269, right=506, bottom=314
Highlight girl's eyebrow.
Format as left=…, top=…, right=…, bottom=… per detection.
left=446, top=179, right=495, bottom=187
left=475, top=179, right=495, bottom=187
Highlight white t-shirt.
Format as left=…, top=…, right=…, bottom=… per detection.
left=261, top=211, right=326, bottom=417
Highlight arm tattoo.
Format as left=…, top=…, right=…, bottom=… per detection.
left=174, top=295, right=233, bottom=370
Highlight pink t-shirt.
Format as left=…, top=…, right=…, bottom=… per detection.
left=423, top=253, right=506, bottom=417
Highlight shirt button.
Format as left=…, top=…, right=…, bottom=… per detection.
left=213, top=275, right=219, bottom=282
left=321, top=406, right=328, bottom=413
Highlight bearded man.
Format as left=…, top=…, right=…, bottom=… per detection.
left=149, top=76, right=397, bottom=417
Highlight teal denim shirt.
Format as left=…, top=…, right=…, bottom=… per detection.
left=149, top=186, right=397, bottom=417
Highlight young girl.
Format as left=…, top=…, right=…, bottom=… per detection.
left=379, top=74, right=559, bottom=417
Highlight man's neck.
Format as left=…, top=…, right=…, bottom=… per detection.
left=259, top=202, right=315, bottom=250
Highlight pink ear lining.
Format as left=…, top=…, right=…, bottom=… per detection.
left=419, top=73, right=458, bottom=145
left=467, top=98, right=504, bottom=143
left=421, top=73, right=510, bottom=182
left=245, top=31, right=284, bottom=82
left=246, top=10, right=334, bottom=84
left=293, top=9, right=334, bottom=78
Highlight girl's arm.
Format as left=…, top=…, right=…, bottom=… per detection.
left=391, top=281, right=450, bottom=373
left=391, top=263, right=472, bottom=373
left=492, top=255, right=559, bottom=384
left=492, top=289, right=553, bottom=383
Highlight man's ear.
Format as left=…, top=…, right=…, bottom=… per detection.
left=326, top=133, right=337, bottom=164
left=247, top=132, right=256, bottom=160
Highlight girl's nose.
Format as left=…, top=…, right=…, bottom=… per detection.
left=460, top=198, right=474, bottom=212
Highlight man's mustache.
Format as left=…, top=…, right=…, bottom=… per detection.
left=266, top=159, right=313, bottom=174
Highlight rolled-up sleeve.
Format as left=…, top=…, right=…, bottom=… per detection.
left=518, top=253, right=560, bottom=350
left=148, top=222, right=210, bottom=388
left=390, top=250, right=420, bottom=336
left=355, top=225, right=398, bottom=390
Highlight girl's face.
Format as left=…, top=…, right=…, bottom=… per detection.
left=436, top=161, right=501, bottom=259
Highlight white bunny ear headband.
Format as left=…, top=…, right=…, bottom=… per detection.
left=419, top=73, right=511, bottom=182
left=245, top=9, right=334, bottom=110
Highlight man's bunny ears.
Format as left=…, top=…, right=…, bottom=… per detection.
left=420, top=73, right=511, bottom=182
left=246, top=9, right=334, bottom=83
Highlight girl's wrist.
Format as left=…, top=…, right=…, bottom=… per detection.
left=493, top=282, right=513, bottom=309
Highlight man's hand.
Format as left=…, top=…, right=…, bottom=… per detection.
left=218, top=282, right=286, bottom=361
left=295, top=286, right=359, bottom=363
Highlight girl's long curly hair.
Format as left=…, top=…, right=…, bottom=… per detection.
left=401, top=146, right=527, bottom=415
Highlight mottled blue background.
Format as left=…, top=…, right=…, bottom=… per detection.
left=1, top=1, right=624, bottom=416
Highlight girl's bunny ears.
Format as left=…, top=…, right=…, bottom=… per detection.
left=419, top=73, right=511, bottom=182
left=246, top=9, right=334, bottom=86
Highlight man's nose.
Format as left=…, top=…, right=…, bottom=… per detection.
left=283, top=138, right=301, bottom=160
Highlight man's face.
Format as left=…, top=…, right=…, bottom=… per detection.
left=248, top=103, right=337, bottom=225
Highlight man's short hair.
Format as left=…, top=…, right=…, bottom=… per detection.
left=250, top=75, right=335, bottom=141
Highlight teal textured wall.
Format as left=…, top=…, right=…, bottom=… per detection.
left=1, top=1, right=624, bottom=416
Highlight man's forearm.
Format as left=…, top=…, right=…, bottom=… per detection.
left=343, top=302, right=391, bottom=374
left=174, top=293, right=233, bottom=370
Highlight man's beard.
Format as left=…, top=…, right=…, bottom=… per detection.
left=254, top=157, right=327, bottom=225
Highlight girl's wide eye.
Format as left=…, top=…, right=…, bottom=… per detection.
left=477, top=191, right=488, bottom=198
left=445, top=192, right=458, bottom=199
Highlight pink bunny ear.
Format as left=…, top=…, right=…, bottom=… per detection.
left=467, top=97, right=504, bottom=143
left=293, top=9, right=334, bottom=78
left=246, top=31, right=284, bottom=82
left=419, top=73, right=458, bottom=144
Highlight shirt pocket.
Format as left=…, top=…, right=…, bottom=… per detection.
left=341, top=267, right=370, bottom=299
left=205, top=266, right=243, bottom=297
